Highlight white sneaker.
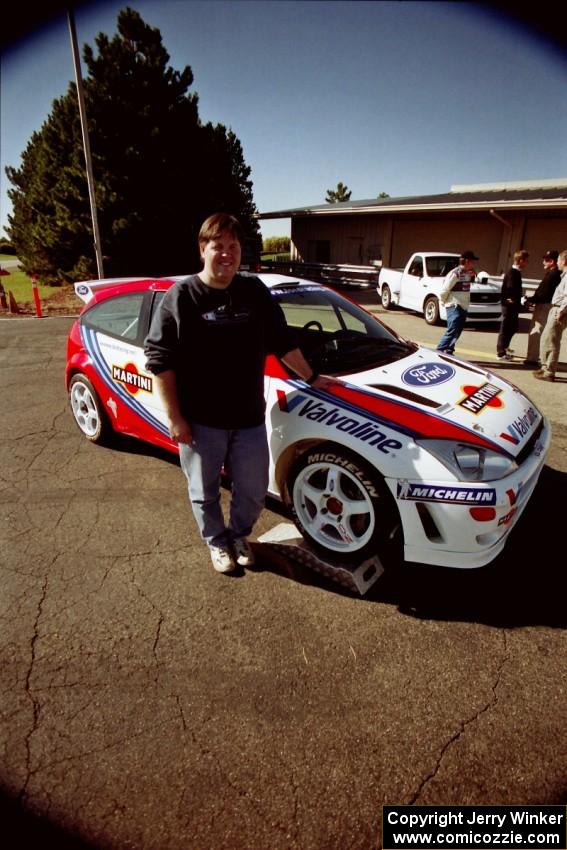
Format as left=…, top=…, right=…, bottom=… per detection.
left=209, top=545, right=236, bottom=573
left=233, top=538, right=255, bottom=567
left=497, top=353, right=512, bottom=361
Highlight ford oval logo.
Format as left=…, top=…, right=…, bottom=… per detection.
left=402, top=362, right=456, bottom=387
left=77, top=284, right=89, bottom=295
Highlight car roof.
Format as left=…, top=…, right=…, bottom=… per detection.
left=74, top=272, right=321, bottom=306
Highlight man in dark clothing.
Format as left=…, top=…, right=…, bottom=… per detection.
left=144, top=213, right=331, bottom=574
left=496, top=249, right=529, bottom=361
left=523, top=250, right=561, bottom=366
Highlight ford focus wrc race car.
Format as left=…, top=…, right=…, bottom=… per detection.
left=66, top=273, right=550, bottom=571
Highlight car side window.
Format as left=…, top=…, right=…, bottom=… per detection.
left=148, top=291, right=166, bottom=327
left=82, top=293, right=145, bottom=342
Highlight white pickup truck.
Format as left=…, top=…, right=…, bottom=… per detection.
left=377, top=251, right=502, bottom=325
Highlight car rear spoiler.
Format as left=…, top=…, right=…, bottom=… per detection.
left=73, top=277, right=146, bottom=304
left=74, top=274, right=188, bottom=304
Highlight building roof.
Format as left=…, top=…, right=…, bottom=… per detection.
left=259, top=179, right=567, bottom=220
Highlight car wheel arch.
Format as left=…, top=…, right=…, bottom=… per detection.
left=279, top=439, right=403, bottom=566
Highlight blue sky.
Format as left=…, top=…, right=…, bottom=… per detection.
left=1, top=0, right=566, bottom=241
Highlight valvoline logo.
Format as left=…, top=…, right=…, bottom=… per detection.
left=402, top=362, right=455, bottom=387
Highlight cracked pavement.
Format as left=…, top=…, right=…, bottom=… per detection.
left=1, top=316, right=566, bottom=850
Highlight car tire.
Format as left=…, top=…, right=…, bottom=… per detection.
left=69, top=374, right=111, bottom=444
left=288, top=444, right=402, bottom=566
left=380, top=284, right=393, bottom=310
left=424, top=296, right=440, bottom=325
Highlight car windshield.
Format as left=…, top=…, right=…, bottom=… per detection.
left=425, top=256, right=459, bottom=276
left=271, top=283, right=416, bottom=375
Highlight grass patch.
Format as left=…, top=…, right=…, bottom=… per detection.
left=0, top=254, right=68, bottom=304
left=0, top=255, right=79, bottom=313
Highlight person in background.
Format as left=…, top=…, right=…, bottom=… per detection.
left=496, top=249, right=529, bottom=361
left=523, top=250, right=561, bottom=367
left=144, top=213, right=332, bottom=575
left=534, top=249, right=567, bottom=382
left=435, top=250, right=477, bottom=356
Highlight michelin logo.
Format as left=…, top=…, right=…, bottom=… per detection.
left=397, top=481, right=497, bottom=505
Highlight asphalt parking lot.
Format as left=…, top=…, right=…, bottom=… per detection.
left=1, top=311, right=566, bottom=850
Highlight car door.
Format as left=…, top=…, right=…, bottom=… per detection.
left=401, top=257, right=425, bottom=311
left=81, top=290, right=172, bottom=446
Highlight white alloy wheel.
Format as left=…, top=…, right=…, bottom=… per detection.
left=289, top=446, right=400, bottom=565
left=69, top=375, right=109, bottom=443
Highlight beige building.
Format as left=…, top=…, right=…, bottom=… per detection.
left=259, top=179, right=567, bottom=280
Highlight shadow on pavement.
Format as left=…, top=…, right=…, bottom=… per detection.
left=256, top=466, right=567, bottom=629
left=0, top=790, right=100, bottom=849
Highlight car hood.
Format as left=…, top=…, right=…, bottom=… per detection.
left=325, top=347, right=541, bottom=457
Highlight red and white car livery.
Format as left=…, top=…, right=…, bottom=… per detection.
left=66, top=273, right=550, bottom=571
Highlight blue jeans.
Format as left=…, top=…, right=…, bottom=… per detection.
left=436, top=305, right=467, bottom=354
left=179, top=423, right=269, bottom=548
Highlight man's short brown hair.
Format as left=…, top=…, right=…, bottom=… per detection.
left=198, top=213, right=244, bottom=248
left=513, top=249, right=529, bottom=264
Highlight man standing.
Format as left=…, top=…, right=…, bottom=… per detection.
left=534, top=249, right=567, bottom=382
left=523, top=250, right=561, bottom=367
left=496, top=249, right=529, bottom=361
left=144, top=213, right=329, bottom=574
left=436, top=250, right=477, bottom=356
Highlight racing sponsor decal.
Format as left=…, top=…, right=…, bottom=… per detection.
left=272, top=285, right=326, bottom=297
left=279, top=393, right=403, bottom=454
left=498, top=507, right=517, bottom=526
left=306, top=451, right=380, bottom=499
left=397, top=481, right=497, bottom=505
left=112, top=363, right=153, bottom=395
left=322, top=383, right=503, bottom=450
left=502, top=406, right=538, bottom=443
left=457, top=382, right=503, bottom=414
left=402, top=362, right=455, bottom=387
left=81, top=327, right=170, bottom=438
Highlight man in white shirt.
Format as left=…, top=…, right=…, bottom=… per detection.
left=534, top=249, right=567, bottom=382
left=435, top=250, right=477, bottom=355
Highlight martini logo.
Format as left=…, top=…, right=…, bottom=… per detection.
left=402, top=362, right=455, bottom=387
left=112, top=363, right=153, bottom=395
left=458, top=382, right=503, bottom=414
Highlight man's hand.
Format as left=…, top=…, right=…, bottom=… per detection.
left=311, top=374, right=340, bottom=390
left=167, top=415, right=193, bottom=444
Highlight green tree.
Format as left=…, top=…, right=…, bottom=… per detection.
left=377, top=192, right=390, bottom=198
left=325, top=182, right=352, bottom=203
left=6, top=7, right=259, bottom=284
left=263, top=236, right=290, bottom=253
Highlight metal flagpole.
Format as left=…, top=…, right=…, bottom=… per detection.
left=67, top=8, right=105, bottom=279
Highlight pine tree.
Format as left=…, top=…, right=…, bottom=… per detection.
left=6, top=7, right=259, bottom=284
left=325, top=182, right=352, bottom=203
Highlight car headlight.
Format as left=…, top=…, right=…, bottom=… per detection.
left=417, top=439, right=518, bottom=482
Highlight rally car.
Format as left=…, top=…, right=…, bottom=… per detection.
left=66, top=273, right=550, bottom=570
